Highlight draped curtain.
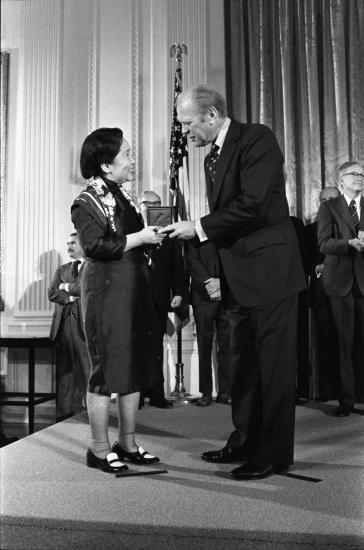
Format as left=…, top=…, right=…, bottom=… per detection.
left=225, top=0, right=364, bottom=222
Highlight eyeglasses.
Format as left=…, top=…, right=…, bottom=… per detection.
left=140, top=201, right=161, bottom=206
left=342, top=172, right=364, bottom=178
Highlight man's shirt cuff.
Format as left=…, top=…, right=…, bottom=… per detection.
left=195, top=219, right=208, bottom=242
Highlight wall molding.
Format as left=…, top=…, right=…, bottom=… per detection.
left=167, top=0, right=209, bottom=221
left=130, top=0, right=140, bottom=198
left=88, top=0, right=99, bottom=133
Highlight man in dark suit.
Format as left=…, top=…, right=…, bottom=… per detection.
left=138, top=190, right=185, bottom=408
left=290, top=215, right=310, bottom=402
left=185, top=240, right=231, bottom=406
left=306, top=187, right=340, bottom=401
left=317, top=162, right=364, bottom=417
left=48, top=232, right=89, bottom=421
left=161, top=84, right=306, bottom=480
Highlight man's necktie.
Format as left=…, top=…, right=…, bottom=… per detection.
left=72, top=260, right=81, bottom=279
left=205, top=143, right=220, bottom=185
left=349, top=200, right=359, bottom=233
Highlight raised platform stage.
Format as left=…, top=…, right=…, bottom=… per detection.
left=1, top=400, right=363, bottom=549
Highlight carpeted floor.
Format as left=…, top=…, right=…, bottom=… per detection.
left=1, top=400, right=363, bottom=549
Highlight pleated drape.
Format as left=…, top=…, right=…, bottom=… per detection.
left=225, top=0, right=364, bottom=222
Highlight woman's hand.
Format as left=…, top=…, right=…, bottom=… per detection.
left=139, top=226, right=166, bottom=246
left=125, top=226, right=165, bottom=251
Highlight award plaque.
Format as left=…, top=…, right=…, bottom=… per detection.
left=147, top=206, right=173, bottom=227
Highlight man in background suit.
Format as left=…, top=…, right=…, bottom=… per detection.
left=306, top=187, right=340, bottom=401
left=290, top=215, right=310, bottom=402
left=185, top=240, right=231, bottom=406
left=161, top=84, right=306, bottom=479
left=138, top=190, right=185, bottom=408
left=317, top=162, right=364, bottom=416
left=48, top=232, right=89, bottom=421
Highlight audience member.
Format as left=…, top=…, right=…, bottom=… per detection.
left=306, top=187, right=340, bottom=401
left=71, top=127, right=164, bottom=473
left=48, top=232, right=89, bottom=421
left=317, top=162, right=364, bottom=416
left=185, top=240, right=231, bottom=406
left=138, top=190, right=185, bottom=409
left=160, top=84, right=306, bottom=480
left=290, top=215, right=311, bottom=402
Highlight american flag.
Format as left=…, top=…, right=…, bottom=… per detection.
left=168, top=65, right=190, bottom=329
left=169, top=66, right=190, bottom=221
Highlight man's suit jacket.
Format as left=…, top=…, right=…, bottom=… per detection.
left=48, top=262, right=84, bottom=341
left=305, top=221, right=326, bottom=307
left=149, top=239, right=185, bottom=315
left=200, top=120, right=306, bottom=307
left=185, top=241, right=220, bottom=306
left=317, top=195, right=364, bottom=296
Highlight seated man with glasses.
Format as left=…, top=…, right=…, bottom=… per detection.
left=317, top=161, right=364, bottom=417
left=138, top=190, right=186, bottom=408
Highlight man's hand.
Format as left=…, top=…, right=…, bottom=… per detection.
left=205, top=278, right=221, bottom=301
left=349, top=238, right=364, bottom=252
left=171, top=295, right=183, bottom=308
left=159, top=221, right=196, bottom=240
left=204, top=277, right=220, bottom=295
left=59, top=283, right=69, bottom=291
left=315, top=264, right=324, bottom=278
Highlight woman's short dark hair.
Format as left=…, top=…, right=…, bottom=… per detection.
left=80, top=127, right=124, bottom=179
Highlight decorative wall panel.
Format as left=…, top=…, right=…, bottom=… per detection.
left=9, top=0, right=61, bottom=330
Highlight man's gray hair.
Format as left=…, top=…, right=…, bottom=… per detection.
left=178, top=84, right=227, bottom=118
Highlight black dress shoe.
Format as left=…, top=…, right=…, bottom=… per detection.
left=86, top=449, right=129, bottom=473
left=215, top=394, right=232, bottom=405
left=201, top=446, right=249, bottom=463
left=112, top=442, right=160, bottom=464
left=229, top=462, right=289, bottom=480
left=149, top=398, right=173, bottom=409
left=195, top=394, right=213, bottom=407
left=334, top=405, right=353, bottom=417
left=296, top=397, right=309, bottom=405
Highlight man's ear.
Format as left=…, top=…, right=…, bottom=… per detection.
left=100, top=163, right=111, bottom=174
left=207, top=106, right=218, bottom=124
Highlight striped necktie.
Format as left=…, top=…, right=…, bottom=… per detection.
left=205, top=143, right=220, bottom=184
left=72, top=260, right=81, bottom=279
left=349, top=200, right=359, bottom=233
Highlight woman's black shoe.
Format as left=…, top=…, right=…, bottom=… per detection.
left=86, top=448, right=129, bottom=473
left=112, top=442, right=160, bottom=464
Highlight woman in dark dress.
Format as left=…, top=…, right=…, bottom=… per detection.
left=71, top=127, right=165, bottom=473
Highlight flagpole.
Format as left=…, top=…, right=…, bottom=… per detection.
left=168, top=43, right=197, bottom=404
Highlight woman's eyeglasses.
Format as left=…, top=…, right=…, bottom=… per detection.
left=140, top=201, right=162, bottom=206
